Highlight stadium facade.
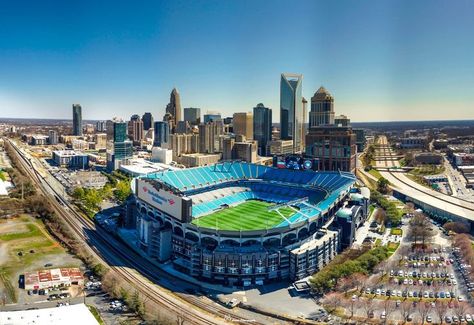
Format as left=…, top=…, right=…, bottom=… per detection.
left=128, top=162, right=367, bottom=286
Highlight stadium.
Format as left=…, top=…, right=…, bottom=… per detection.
left=129, top=162, right=367, bottom=286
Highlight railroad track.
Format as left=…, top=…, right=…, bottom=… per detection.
left=7, top=139, right=260, bottom=325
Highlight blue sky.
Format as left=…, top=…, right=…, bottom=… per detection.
left=1, top=0, right=473, bottom=122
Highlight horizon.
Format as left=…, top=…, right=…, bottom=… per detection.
left=1, top=0, right=474, bottom=122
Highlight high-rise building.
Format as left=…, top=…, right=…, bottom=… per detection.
left=96, top=120, right=107, bottom=132
left=94, top=133, right=107, bottom=150
left=203, top=113, right=222, bottom=123
left=223, top=117, right=233, bottom=125
left=72, top=104, right=82, bottom=136
left=48, top=130, right=59, bottom=145
left=176, top=121, right=191, bottom=134
left=107, top=119, right=133, bottom=171
left=184, top=107, right=201, bottom=125
left=305, top=125, right=357, bottom=173
left=335, top=115, right=350, bottom=127
left=165, top=88, right=182, bottom=128
left=253, top=103, right=272, bottom=156
left=142, top=112, right=154, bottom=131
left=198, top=121, right=222, bottom=153
left=309, top=87, right=335, bottom=127
left=223, top=136, right=257, bottom=163
left=280, top=73, right=303, bottom=153
left=233, top=112, right=253, bottom=140
left=128, top=115, right=144, bottom=144
left=302, top=97, right=308, bottom=151
left=154, top=121, right=170, bottom=148
left=170, top=133, right=200, bottom=158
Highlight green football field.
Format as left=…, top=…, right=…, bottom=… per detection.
left=191, top=199, right=295, bottom=231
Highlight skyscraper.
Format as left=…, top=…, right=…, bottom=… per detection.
left=309, top=87, right=335, bottom=127
left=128, top=114, right=144, bottom=144
left=107, top=119, right=133, bottom=171
left=154, top=121, right=170, bottom=148
left=233, top=112, right=253, bottom=140
left=184, top=107, right=201, bottom=125
left=142, top=112, right=154, bottom=130
left=253, top=103, right=272, bottom=156
left=203, top=112, right=222, bottom=123
left=72, top=104, right=82, bottom=136
left=165, top=88, right=182, bottom=128
left=280, top=73, right=303, bottom=153
left=198, top=121, right=222, bottom=153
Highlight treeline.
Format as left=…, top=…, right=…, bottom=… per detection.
left=370, top=190, right=402, bottom=226
left=310, top=246, right=390, bottom=293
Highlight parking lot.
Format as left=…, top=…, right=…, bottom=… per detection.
left=350, top=218, right=474, bottom=324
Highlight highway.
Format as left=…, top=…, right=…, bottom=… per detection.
left=5, top=138, right=289, bottom=325
left=375, top=136, right=474, bottom=221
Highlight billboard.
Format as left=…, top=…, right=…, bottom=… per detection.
left=272, top=155, right=319, bottom=171
left=136, top=179, right=192, bottom=223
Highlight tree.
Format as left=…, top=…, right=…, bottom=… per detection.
left=443, top=221, right=470, bottom=234
left=434, top=301, right=448, bottom=324
left=383, top=299, right=396, bottom=324
left=417, top=302, right=432, bottom=325
left=454, top=302, right=470, bottom=321
left=114, top=180, right=131, bottom=203
left=399, top=301, right=414, bottom=324
left=321, top=292, right=343, bottom=314
left=409, top=214, right=434, bottom=247
left=377, top=177, right=390, bottom=194
left=362, top=297, right=376, bottom=320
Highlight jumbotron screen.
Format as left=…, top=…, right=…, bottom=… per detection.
left=272, top=155, right=319, bottom=171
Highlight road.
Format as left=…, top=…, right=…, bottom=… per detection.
left=5, top=138, right=292, bottom=325
left=370, top=136, right=474, bottom=221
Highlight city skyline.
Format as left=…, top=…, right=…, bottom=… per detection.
left=1, top=0, right=474, bottom=122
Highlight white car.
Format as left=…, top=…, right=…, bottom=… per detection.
left=465, top=314, right=472, bottom=322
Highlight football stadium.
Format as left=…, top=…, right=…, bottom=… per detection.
left=129, top=162, right=369, bottom=285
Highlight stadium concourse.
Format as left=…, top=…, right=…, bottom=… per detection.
left=126, top=162, right=369, bottom=286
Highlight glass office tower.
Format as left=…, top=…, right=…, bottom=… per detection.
left=153, top=121, right=170, bottom=147
left=72, top=104, right=83, bottom=136
left=253, top=103, right=272, bottom=156
left=280, top=73, right=303, bottom=153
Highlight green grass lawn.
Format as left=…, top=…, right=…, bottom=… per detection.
left=368, top=169, right=383, bottom=179
left=192, top=199, right=295, bottom=231
left=390, top=228, right=403, bottom=236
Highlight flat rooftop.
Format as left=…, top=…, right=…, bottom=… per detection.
left=0, top=303, right=98, bottom=325
left=119, top=158, right=179, bottom=176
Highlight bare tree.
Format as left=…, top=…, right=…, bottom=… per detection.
left=383, top=299, right=396, bottom=324
left=417, top=302, right=432, bottom=325
left=399, top=301, right=414, bottom=324
left=321, top=292, right=343, bottom=314
left=434, top=301, right=448, bottom=324
left=362, top=297, right=376, bottom=320
left=454, top=302, right=470, bottom=320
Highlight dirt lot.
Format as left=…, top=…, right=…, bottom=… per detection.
left=0, top=214, right=83, bottom=304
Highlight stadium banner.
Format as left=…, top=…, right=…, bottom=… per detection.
left=136, top=179, right=186, bottom=221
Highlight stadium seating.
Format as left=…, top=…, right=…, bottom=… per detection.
left=146, top=162, right=356, bottom=221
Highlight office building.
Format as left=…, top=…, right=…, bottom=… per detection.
left=170, top=133, right=200, bottom=158
left=53, top=150, right=89, bottom=169
left=153, top=121, right=170, bottom=148
left=280, top=73, right=303, bottom=153
left=335, top=115, right=350, bottom=127
left=203, top=112, right=222, bottom=123
left=222, top=136, right=257, bottom=163
left=223, top=117, right=233, bottom=125
left=353, top=128, right=366, bottom=152
left=302, top=97, right=308, bottom=151
left=233, top=112, right=253, bottom=140
left=267, top=139, right=294, bottom=156
left=151, top=147, right=173, bottom=165
left=176, top=121, right=191, bottom=134
left=165, top=88, right=182, bottom=128
left=184, top=107, right=201, bottom=125
left=72, top=104, right=82, bottom=136
left=142, top=112, right=154, bottom=131
left=199, top=121, right=222, bottom=153
left=107, top=119, right=133, bottom=171
left=48, top=130, right=59, bottom=145
left=94, top=133, right=107, bottom=150
left=309, top=87, right=335, bottom=127
left=96, top=120, right=107, bottom=132
left=128, top=115, right=144, bottom=145
left=253, top=103, right=272, bottom=156
left=305, top=125, right=357, bottom=173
